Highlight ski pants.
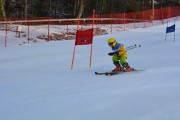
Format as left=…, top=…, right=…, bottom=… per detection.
left=112, top=55, right=127, bottom=64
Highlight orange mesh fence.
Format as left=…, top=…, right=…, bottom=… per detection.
left=1, top=6, right=180, bottom=47
left=0, top=6, right=179, bottom=25
left=93, top=6, right=180, bottom=24
left=0, top=7, right=179, bottom=26
left=137, top=7, right=177, bottom=19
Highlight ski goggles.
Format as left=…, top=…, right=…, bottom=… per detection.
left=108, top=42, right=114, bottom=46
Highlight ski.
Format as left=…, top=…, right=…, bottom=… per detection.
left=95, top=68, right=144, bottom=76
left=95, top=71, right=122, bottom=76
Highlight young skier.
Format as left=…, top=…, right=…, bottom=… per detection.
left=107, top=38, right=132, bottom=72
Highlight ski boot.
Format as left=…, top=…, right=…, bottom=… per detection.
left=112, top=62, right=123, bottom=72
left=122, top=63, right=133, bottom=72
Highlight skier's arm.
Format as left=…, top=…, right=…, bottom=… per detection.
left=108, top=46, right=126, bottom=56
left=118, top=46, right=126, bottom=56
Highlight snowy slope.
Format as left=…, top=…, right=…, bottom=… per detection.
left=0, top=20, right=180, bottom=120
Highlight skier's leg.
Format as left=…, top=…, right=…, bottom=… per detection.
left=112, top=55, right=122, bottom=71
left=119, top=56, right=132, bottom=71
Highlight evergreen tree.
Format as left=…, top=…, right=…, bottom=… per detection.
left=1, top=0, right=179, bottom=19
left=0, top=0, right=6, bottom=19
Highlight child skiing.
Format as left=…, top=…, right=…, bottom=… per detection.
left=107, top=38, right=133, bottom=72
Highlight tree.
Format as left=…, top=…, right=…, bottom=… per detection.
left=24, top=0, right=27, bottom=18
left=32, top=0, right=49, bottom=17
left=1, top=0, right=179, bottom=19
left=0, top=0, right=6, bottom=19
left=74, top=0, right=85, bottom=18
left=4, top=0, right=11, bottom=18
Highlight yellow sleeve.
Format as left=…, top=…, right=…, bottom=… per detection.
left=118, top=45, right=126, bottom=56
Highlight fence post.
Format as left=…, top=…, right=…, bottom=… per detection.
left=66, top=18, right=69, bottom=40
left=123, top=12, right=125, bottom=31
left=168, top=6, right=170, bottom=22
left=5, top=18, right=8, bottom=47
left=133, top=12, right=135, bottom=29
left=48, top=18, right=50, bottom=41
left=28, top=18, right=30, bottom=44
left=111, top=13, right=112, bottom=33
left=161, top=7, right=164, bottom=24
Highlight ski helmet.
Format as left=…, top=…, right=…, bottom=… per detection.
left=108, top=38, right=117, bottom=47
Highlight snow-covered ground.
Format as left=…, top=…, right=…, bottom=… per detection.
left=0, top=19, right=180, bottom=120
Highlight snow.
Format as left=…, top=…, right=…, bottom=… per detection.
left=0, top=19, right=180, bottom=120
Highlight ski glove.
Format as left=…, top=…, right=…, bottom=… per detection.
left=108, top=52, right=118, bottom=56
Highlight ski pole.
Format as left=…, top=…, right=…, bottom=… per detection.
left=126, top=44, right=141, bottom=50
left=109, top=44, right=141, bottom=55
left=126, top=44, right=137, bottom=49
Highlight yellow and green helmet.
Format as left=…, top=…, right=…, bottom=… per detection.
left=107, top=38, right=117, bottom=47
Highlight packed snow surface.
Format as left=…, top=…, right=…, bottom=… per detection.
left=0, top=19, right=180, bottom=120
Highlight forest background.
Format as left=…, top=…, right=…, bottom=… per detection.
left=0, top=0, right=180, bottom=20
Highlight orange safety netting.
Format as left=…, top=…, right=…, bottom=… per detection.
left=93, top=7, right=180, bottom=24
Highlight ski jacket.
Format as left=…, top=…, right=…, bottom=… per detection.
left=112, top=43, right=128, bottom=58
